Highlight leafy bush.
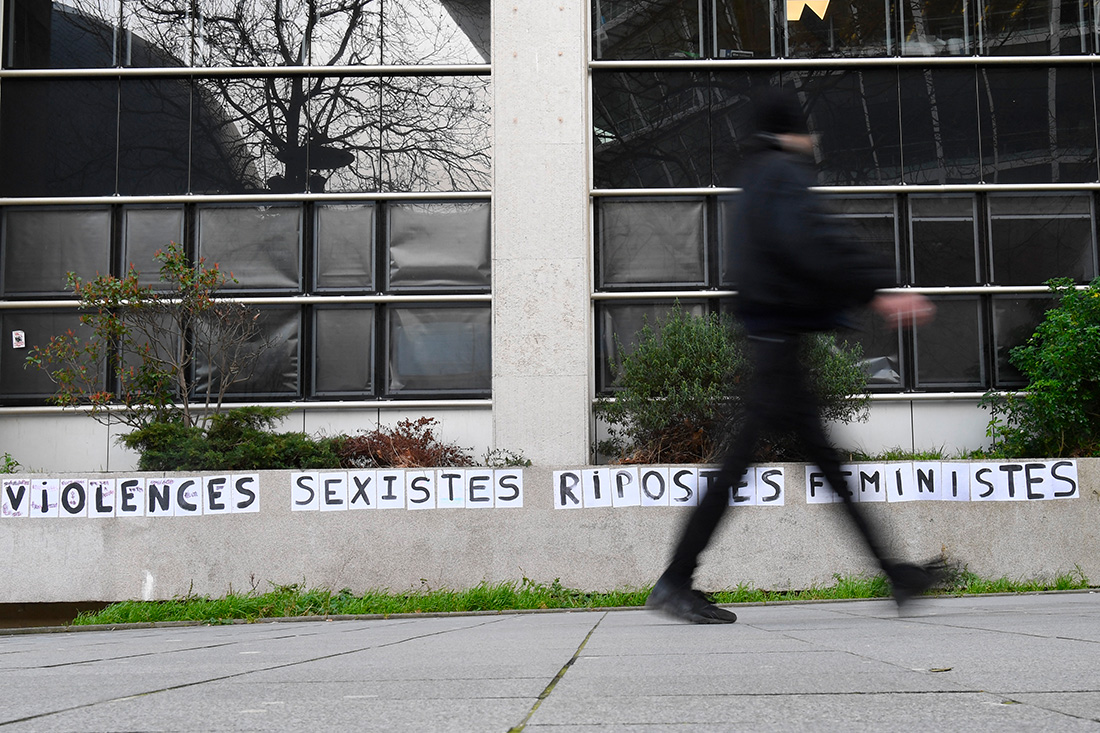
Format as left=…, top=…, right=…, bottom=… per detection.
left=595, top=304, right=869, bottom=464
left=982, top=277, right=1100, bottom=457
left=336, top=417, right=474, bottom=468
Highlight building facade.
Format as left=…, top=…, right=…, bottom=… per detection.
left=0, top=0, right=1094, bottom=471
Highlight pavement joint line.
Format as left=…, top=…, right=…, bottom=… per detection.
left=0, top=615, right=511, bottom=729
left=507, top=611, right=606, bottom=733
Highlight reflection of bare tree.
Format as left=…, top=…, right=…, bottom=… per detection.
left=43, top=0, right=491, bottom=193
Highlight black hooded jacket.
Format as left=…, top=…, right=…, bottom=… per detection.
left=727, top=139, right=894, bottom=334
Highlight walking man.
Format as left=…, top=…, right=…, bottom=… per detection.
left=646, top=86, right=944, bottom=624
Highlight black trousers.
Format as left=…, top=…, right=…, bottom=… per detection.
left=663, top=331, right=891, bottom=584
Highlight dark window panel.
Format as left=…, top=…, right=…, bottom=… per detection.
left=979, top=66, right=1098, bottom=184
left=909, top=195, right=979, bottom=286
left=313, top=306, right=374, bottom=395
left=837, top=309, right=904, bottom=388
left=596, top=300, right=706, bottom=391
left=914, top=296, right=985, bottom=388
left=2, top=208, right=111, bottom=296
left=0, top=310, right=99, bottom=399
left=594, top=0, right=703, bottom=60
left=785, top=0, right=890, bottom=57
left=387, top=305, right=491, bottom=394
left=711, top=70, right=780, bottom=186
left=198, top=305, right=301, bottom=398
left=121, top=207, right=185, bottom=289
left=598, top=198, right=706, bottom=288
left=5, top=0, right=119, bottom=69
left=900, top=0, right=972, bottom=55
left=992, top=294, right=1054, bottom=386
left=307, top=76, right=381, bottom=194
left=717, top=193, right=740, bottom=287
left=980, top=0, right=1090, bottom=55
left=823, top=196, right=901, bottom=285
left=380, top=76, right=491, bottom=193
left=387, top=202, right=491, bottom=291
left=899, top=68, right=980, bottom=184
left=715, top=0, right=775, bottom=58
left=0, top=78, right=118, bottom=197
left=988, top=194, right=1096, bottom=285
left=315, top=203, right=375, bottom=292
left=793, top=69, right=902, bottom=185
left=118, top=77, right=192, bottom=195
left=197, top=205, right=302, bottom=292
left=593, top=70, right=710, bottom=188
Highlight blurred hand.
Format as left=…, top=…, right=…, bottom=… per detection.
left=871, top=292, right=935, bottom=329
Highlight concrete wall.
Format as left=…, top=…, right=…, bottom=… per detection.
left=3, top=460, right=1096, bottom=604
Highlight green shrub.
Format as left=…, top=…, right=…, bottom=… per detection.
left=982, top=277, right=1100, bottom=457
left=595, top=304, right=868, bottom=464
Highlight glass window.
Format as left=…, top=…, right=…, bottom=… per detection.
left=795, top=69, right=902, bottom=185
left=899, top=68, right=980, bottom=185
left=824, top=196, right=900, bottom=285
left=978, top=66, right=1098, bottom=184
left=598, top=199, right=706, bottom=288
left=717, top=194, right=740, bottom=287
left=597, top=300, right=706, bottom=391
left=992, top=294, right=1053, bottom=386
left=2, top=208, right=111, bottom=296
left=380, top=76, right=491, bottom=193
left=387, top=202, right=491, bottom=291
left=980, top=0, right=1089, bottom=55
left=900, top=0, right=972, bottom=55
left=909, top=195, right=978, bottom=286
left=914, top=296, right=984, bottom=387
left=118, top=77, right=192, bottom=196
left=314, top=306, right=373, bottom=395
left=315, top=204, right=375, bottom=292
left=988, top=195, right=1095, bottom=285
left=0, top=78, right=119, bottom=197
left=0, top=309, right=98, bottom=399
left=384, top=0, right=489, bottom=64
left=715, top=0, right=775, bottom=58
left=387, top=305, right=491, bottom=394
left=198, top=306, right=301, bottom=397
left=711, top=70, right=779, bottom=185
left=838, top=309, right=904, bottom=388
left=122, top=207, right=185, bottom=289
left=5, top=0, right=121, bottom=68
left=307, top=76, right=381, bottom=195
left=593, top=0, right=703, bottom=60
left=785, top=0, right=890, bottom=57
left=121, top=0, right=195, bottom=67
left=197, top=205, right=302, bottom=291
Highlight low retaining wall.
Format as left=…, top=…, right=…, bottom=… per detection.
left=2, top=461, right=1098, bottom=603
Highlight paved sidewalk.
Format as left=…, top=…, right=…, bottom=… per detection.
left=1, top=593, right=1098, bottom=732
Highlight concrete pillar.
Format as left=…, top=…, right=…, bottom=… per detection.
left=491, top=2, right=591, bottom=464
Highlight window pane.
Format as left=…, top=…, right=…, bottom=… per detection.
left=122, top=207, right=185, bottom=289
left=900, top=0, right=972, bottom=55
left=2, top=209, right=111, bottom=296
left=198, top=306, right=301, bottom=397
left=978, top=66, right=1098, bottom=184
left=718, top=194, right=740, bottom=287
left=795, top=70, right=901, bottom=185
left=198, top=206, right=302, bottom=291
left=0, top=78, right=118, bottom=197
left=715, top=0, right=775, bottom=58
left=980, top=0, right=1090, bottom=55
left=988, top=195, right=1095, bottom=285
left=0, top=310, right=98, bottom=399
left=909, top=195, right=978, bottom=286
left=6, top=0, right=120, bottom=68
left=598, top=199, right=705, bottom=287
left=992, top=295, right=1053, bottom=386
left=121, top=0, right=195, bottom=67
left=387, top=306, right=491, bottom=394
left=315, top=204, right=374, bottom=291
left=314, top=307, right=373, bottom=395
left=597, top=300, right=706, bottom=391
left=711, top=70, right=779, bottom=185
left=786, top=0, right=890, bottom=57
left=307, top=76, right=381, bottom=194
left=593, top=70, right=710, bottom=188
left=915, top=297, right=984, bottom=387
left=387, top=202, right=490, bottom=291
left=119, top=77, right=192, bottom=195
left=384, top=0, right=489, bottom=64
left=899, top=68, right=980, bottom=184
left=593, top=0, right=702, bottom=60
left=380, top=76, right=491, bottom=193
left=823, top=196, right=900, bottom=285
left=838, top=309, right=903, bottom=388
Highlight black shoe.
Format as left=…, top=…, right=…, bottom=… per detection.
left=646, top=577, right=737, bottom=624
left=887, top=558, right=948, bottom=610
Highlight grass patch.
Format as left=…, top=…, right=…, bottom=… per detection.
left=71, top=568, right=1093, bottom=627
